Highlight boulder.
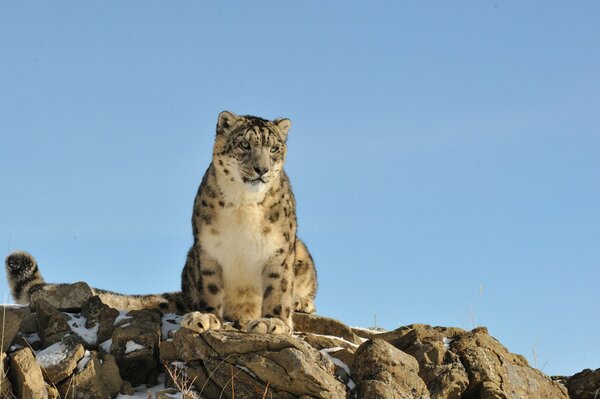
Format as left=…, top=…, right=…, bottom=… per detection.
left=377, top=324, right=469, bottom=399
left=451, top=327, right=569, bottom=399
left=58, top=351, right=112, bottom=399
left=351, top=338, right=430, bottom=399
left=566, top=368, right=600, bottom=399
left=171, top=328, right=346, bottom=398
left=9, top=347, right=49, bottom=399
left=293, top=313, right=363, bottom=345
left=30, top=282, right=94, bottom=312
left=110, top=309, right=162, bottom=385
left=0, top=305, right=30, bottom=351
left=34, top=299, right=72, bottom=347
left=35, top=335, right=85, bottom=385
left=81, top=296, right=119, bottom=344
left=100, top=354, right=124, bottom=398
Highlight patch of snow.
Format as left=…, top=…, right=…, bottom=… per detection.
left=36, top=342, right=68, bottom=369
left=25, top=332, right=41, bottom=344
left=77, top=350, right=92, bottom=372
left=443, top=337, right=454, bottom=349
left=347, top=378, right=356, bottom=390
left=9, top=344, right=22, bottom=352
left=114, top=311, right=132, bottom=326
left=100, top=339, right=112, bottom=353
left=125, top=340, right=145, bottom=354
left=64, top=312, right=98, bottom=345
left=161, top=313, right=182, bottom=339
left=320, top=349, right=355, bottom=391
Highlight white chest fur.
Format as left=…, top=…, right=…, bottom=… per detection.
left=200, top=203, right=281, bottom=290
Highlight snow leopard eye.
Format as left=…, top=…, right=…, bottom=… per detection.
left=239, top=141, right=251, bottom=150
left=270, top=146, right=279, bottom=153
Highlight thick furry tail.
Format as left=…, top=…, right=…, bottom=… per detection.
left=5, top=250, right=186, bottom=313
left=5, top=250, right=46, bottom=304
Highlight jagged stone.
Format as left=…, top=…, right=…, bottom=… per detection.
left=110, top=309, right=161, bottom=385
left=35, top=335, right=85, bottom=385
left=159, top=340, right=178, bottom=363
left=30, top=281, right=94, bottom=312
left=293, top=313, right=362, bottom=345
left=565, top=368, right=600, bottom=399
left=172, top=328, right=346, bottom=398
left=19, top=311, right=39, bottom=335
left=451, top=327, right=569, bottom=399
left=0, top=305, right=30, bottom=351
left=9, top=347, right=49, bottom=399
left=58, top=351, right=112, bottom=399
left=81, top=296, right=119, bottom=344
left=1, top=352, right=13, bottom=398
left=379, top=324, right=469, bottom=399
left=352, top=338, right=430, bottom=399
left=34, top=299, right=72, bottom=347
left=100, top=353, right=124, bottom=398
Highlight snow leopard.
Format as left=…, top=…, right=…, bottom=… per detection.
left=5, top=111, right=317, bottom=335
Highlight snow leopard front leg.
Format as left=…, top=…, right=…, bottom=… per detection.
left=245, top=252, right=295, bottom=335
left=180, top=245, right=224, bottom=333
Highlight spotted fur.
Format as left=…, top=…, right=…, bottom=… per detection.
left=5, top=111, right=317, bottom=334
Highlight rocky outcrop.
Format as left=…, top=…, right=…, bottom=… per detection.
left=0, top=283, right=591, bottom=398
left=565, top=368, right=600, bottom=399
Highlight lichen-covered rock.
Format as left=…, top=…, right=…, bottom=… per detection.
left=171, top=328, right=346, bottom=398
left=9, top=347, right=49, bottom=399
left=36, top=335, right=85, bottom=385
left=30, top=281, right=94, bottom=312
left=352, top=338, right=430, bottom=399
left=566, top=368, right=600, bottom=399
left=451, top=327, right=569, bottom=399
left=110, top=309, right=161, bottom=385
left=34, top=299, right=72, bottom=347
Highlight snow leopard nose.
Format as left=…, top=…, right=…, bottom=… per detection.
left=254, top=166, right=269, bottom=176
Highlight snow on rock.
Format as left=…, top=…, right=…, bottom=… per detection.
left=161, top=313, right=182, bottom=339
left=65, top=312, right=99, bottom=345
left=125, top=340, right=146, bottom=354
left=35, top=341, right=69, bottom=369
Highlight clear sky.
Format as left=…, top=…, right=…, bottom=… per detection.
left=1, top=1, right=598, bottom=377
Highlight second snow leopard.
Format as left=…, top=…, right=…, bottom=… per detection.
left=5, top=111, right=317, bottom=335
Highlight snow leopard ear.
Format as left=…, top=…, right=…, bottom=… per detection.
left=217, top=111, right=241, bottom=135
left=274, top=118, right=291, bottom=140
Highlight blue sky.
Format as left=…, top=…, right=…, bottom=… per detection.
left=1, top=1, right=598, bottom=376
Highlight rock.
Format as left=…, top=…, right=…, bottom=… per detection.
left=81, top=296, right=119, bottom=344
left=9, top=347, right=49, bottom=399
left=352, top=338, right=430, bottom=399
left=172, top=328, right=346, bottom=398
left=0, top=305, right=30, bottom=351
left=47, top=384, right=60, bottom=399
left=299, top=332, right=358, bottom=352
left=293, top=313, right=363, bottom=345
left=100, top=354, right=124, bottom=398
left=30, top=282, right=94, bottom=312
left=159, top=340, right=178, bottom=363
left=1, top=352, right=13, bottom=398
left=566, top=368, right=600, bottom=399
left=35, top=335, right=85, bottom=385
left=378, top=324, right=469, bottom=399
left=110, top=309, right=161, bottom=385
left=451, top=327, right=569, bottom=399
left=58, top=351, right=111, bottom=399
left=34, top=299, right=72, bottom=347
